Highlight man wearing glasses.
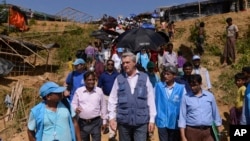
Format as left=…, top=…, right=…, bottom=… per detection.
left=98, top=59, right=119, bottom=141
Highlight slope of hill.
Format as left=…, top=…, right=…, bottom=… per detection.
left=1, top=11, right=250, bottom=141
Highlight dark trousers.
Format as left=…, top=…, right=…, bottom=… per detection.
left=78, top=117, right=102, bottom=141
left=185, top=126, right=214, bottom=141
left=158, top=127, right=180, bottom=141
left=118, top=123, right=148, bottom=141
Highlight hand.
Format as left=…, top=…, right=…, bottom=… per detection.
left=75, top=107, right=82, bottom=114
left=109, top=119, right=117, bottom=131
left=148, top=122, right=155, bottom=133
left=64, top=90, right=70, bottom=97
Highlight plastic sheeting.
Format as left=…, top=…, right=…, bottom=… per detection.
left=0, top=57, right=14, bottom=76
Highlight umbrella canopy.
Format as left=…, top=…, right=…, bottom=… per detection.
left=157, top=31, right=169, bottom=43
left=90, top=30, right=112, bottom=41
left=116, top=28, right=166, bottom=52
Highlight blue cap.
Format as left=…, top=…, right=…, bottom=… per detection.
left=117, top=48, right=124, bottom=53
left=73, top=58, right=85, bottom=65
left=39, top=81, right=66, bottom=97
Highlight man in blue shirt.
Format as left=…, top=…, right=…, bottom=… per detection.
left=97, top=59, right=119, bottom=141
left=178, top=74, right=222, bottom=141
left=64, top=58, right=86, bottom=102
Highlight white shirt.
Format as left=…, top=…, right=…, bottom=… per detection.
left=163, top=51, right=178, bottom=66
left=111, top=53, right=122, bottom=71
left=108, top=71, right=157, bottom=123
left=227, top=24, right=239, bottom=37
left=101, top=47, right=111, bottom=61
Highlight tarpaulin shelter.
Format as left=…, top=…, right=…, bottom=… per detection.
left=0, top=35, right=58, bottom=76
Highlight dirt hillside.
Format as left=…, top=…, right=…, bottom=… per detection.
left=1, top=11, right=250, bottom=141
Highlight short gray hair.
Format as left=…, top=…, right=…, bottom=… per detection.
left=162, top=65, right=178, bottom=74
left=122, top=52, right=136, bottom=63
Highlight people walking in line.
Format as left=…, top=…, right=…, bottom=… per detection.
left=178, top=74, right=222, bottom=141
left=71, top=71, right=107, bottom=141
left=27, top=81, right=81, bottom=141
left=108, top=52, right=156, bottom=141
left=155, top=65, right=186, bottom=141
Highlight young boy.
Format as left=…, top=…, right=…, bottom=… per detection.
left=230, top=72, right=246, bottom=125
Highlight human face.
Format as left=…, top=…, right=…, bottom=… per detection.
left=189, top=82, right=202, bottom=95
left=235, top=79, right=245, bottom=88
left=193, top=59, right=200, bottom=68
left=84, top=74, right=96, bottom=90
left=122, top=56, right=136, bottom=76
left=74, top=64, right=84, bottom=71
left=106, top=61, right=114, bottom=71
left=163, top=71, right=175, bottom=85
left=46, top=93, right=63, bottom=102
left=183, top=66, right=193, bottom=75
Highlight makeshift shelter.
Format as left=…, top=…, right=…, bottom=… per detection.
left=0, top=35, right=58, bottom=76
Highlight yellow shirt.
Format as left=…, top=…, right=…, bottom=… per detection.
left=68, top=61, right=73, bottom=71
left=235, top=85, right=246, bottom=109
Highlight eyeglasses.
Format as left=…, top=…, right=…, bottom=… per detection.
left=107, top=63, right=114, bottom=66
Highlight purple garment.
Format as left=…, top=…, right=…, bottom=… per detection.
left=85, top=46, right=96, bottom=56
left=230, top=107, right=242, bottom=125
left=177, top=56, right=186, bottom=68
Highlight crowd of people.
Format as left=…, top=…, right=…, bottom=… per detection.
left=26, top=16, right=249, bottom=141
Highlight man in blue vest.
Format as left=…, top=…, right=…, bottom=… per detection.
left=27, top=81, right=81, bottom=141
left=155, top=65, right=186, bottom=141
left=108, top=52, right=156, bottom=141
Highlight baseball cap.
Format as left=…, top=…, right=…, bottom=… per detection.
left=192, top=55, right=201, bottom=60
left=117, top=48, right=124, bottom=53
left=73, top=58, right=85, bottom=65
left=39, top=81, right=66, bottom=97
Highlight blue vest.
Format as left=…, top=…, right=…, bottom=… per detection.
left=116, top=72, right=149, bottom=126
left=155, top=82, right=185, bottom=129
left=30, top=101, right=76, bottom=141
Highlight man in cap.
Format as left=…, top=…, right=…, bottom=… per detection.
left=64, top=58, right=87, bottom=102
left=192, top=55, right=212, bottom=92
left=27, top=81, right=81, bottom=141
left=146, top=61, right=160, bottom=87
left=155, top=65, right=186, bottom=141
left=111, top=47, right=124, bottom=73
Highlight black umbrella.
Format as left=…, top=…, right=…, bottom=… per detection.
left=116, top=28, right=166, bottom=52
left=90, top=30, right=108, bottom=37
left=157, top=31, right=169, bottom=43
left=102, top=29, right=120, bottom=36
left=90, top=30, right=112, bottom=41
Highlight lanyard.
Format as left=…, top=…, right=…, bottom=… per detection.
left=46, top=108, right=58, bottom=140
